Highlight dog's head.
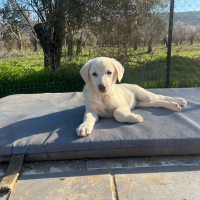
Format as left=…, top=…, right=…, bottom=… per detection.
left=80, top=57, right=124, bottom=94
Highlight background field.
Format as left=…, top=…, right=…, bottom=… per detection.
left=0, top=42, right=200, bottom=98
left=1, top=0, right=200, bottom=98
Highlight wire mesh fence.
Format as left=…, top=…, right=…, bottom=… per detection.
left=170, top=0, right=200, bottom=87
left=0, top=0, right=200, bottom=98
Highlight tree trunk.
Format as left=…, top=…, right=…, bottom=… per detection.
left=148, top=41, right=152, bottom=53
left=18, top=39, right=22, bottom=51
left=34, top=22, right=64, bottom=70
left=123, top=41, right=128, bottom=64
left=43, top=44, right=62, bottom=70
left=15, top=26, right=22, bottom=51
left=163, top=37, right=168, bottom=47
left=17, top=33, right=22, bottom=51
left=68, top=39, right=74, bottom=60
left=64, top=35, right=67, bottom=64
left=34, top=38, right=38, bottom=51
left=76, top=38, right=82, bottom=55
left=134, top=42, right=138, bottom=50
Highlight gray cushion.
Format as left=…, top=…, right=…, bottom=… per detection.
left=0, top=88, right=200, bottom=161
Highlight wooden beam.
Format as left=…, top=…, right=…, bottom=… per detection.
left=0, top=154, right=24, bottom=193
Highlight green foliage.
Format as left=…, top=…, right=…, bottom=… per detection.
left=0, top=43, right=200, bottom=98
left=0, top=51, right=85, bottom=97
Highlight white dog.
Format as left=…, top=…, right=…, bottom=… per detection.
left=76, top=57, right=187, bottom=137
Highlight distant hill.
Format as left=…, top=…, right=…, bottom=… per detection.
left=173, top=11, right=200, bottom=26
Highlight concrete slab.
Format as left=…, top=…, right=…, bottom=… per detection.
left=9, top=170, right=112, bottom=200
left=1, top=155, right=200, bottom=199
left=113, top=166, right=200, bottom=200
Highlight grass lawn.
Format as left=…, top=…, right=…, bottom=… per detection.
left=122, top=43, right=200, bottom=88
left=0, top=43, right=200, bottom=98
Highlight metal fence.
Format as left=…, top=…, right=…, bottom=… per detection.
left=0, top=0, right=200, bottom=98
left=169, top=0, right=200, bottom=88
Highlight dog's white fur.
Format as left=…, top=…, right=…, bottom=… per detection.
left=76, top=57, right=187, bottom=137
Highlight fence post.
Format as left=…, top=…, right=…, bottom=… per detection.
left=166, top=0, right=175, bottom=87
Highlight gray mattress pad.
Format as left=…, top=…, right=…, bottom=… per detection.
left=0, top=88, right=200, bottom=161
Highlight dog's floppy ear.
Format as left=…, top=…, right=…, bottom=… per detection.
left=111, top=58, right=124, bottom=82
left=80, top=59, right=93, bottom=83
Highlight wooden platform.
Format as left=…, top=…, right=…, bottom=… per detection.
left=0, top=154, right=24, bottom=192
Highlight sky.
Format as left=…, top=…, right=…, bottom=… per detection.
left=174, top=0, right=200, bottom=12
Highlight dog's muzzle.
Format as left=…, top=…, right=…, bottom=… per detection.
left=98, top=84, right=106, bottom=92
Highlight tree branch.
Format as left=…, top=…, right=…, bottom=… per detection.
left=13, top=0, right=36, bottom=37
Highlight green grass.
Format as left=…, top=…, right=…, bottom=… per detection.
left=0, top=50, right=85, bottom=97
left=122, top=43, right=200, bottom=88
left=0, top=43, right=200, bottom=98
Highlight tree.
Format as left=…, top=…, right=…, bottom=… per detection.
left=172, top=21, right=186, bottom=46
left=72, top=27, right=97, bottom=55
left=65, top=0, right=86, bottom=59
left=195, top=26, right=200, bottom=43
left=142, top=14, right=168, bottom=53
left=186, top=24, right=197, bottom=45
left=30, top=32, right=39, bottom=51
left=13, top=0, right=66, bottom=70
left=0, top=0, right=30, bottom=51
left=85, top=0, right=168, bottom=56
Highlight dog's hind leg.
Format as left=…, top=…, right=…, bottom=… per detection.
left=137, top=100, right=182, bottom=112
left=126, top=84, right=187, bottom=107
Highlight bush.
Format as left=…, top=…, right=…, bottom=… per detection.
left=0, top=60, right=85, bottom=98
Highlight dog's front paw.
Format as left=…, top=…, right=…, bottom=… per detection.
left=76, top=123, right=93, bottom=137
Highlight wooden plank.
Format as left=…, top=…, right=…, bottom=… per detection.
left=0, top=154, right=24, bottom=193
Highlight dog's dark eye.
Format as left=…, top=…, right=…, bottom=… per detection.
left=92, top=72, right=98, bottom=77
left=107, top=71, right=112, bottom=75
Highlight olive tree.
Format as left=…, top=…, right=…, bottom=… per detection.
left=13, top=0, right=66, bottom=69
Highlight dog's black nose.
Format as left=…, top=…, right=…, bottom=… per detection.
left=98, top=84, right=106, bottom=91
